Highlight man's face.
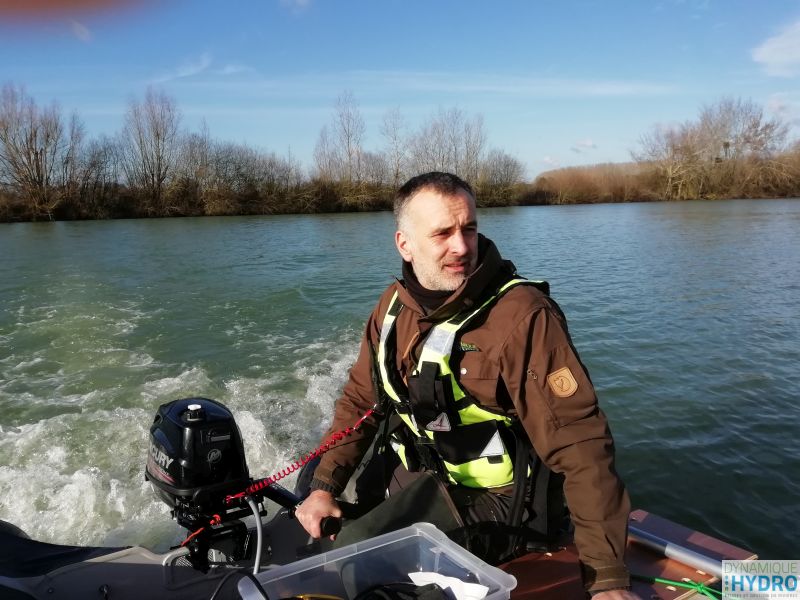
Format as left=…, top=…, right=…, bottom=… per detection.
left=395, top=188, right=479, bottom=291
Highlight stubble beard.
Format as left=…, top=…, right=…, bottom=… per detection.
left=414, top=261, right=471, bottom=292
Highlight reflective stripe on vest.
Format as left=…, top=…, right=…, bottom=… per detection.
left=378, top=277, right=543, bottom=488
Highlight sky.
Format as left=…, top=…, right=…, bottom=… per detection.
left=2, top=0, right=800, bottom=178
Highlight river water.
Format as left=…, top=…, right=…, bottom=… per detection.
left=1, top=199, right=798, bottom=559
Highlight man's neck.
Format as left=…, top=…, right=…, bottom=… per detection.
left=401, top=261, right=453, bottom=313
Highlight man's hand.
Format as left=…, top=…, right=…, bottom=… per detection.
left=591, top=590, right=642, bottom=599
left=295, top=489, right=342, bottom=540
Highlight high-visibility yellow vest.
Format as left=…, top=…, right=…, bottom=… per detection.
left=377, top=278, right=546, bottom=488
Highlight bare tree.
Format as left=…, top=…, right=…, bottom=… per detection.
left=441, top=107, right=465, bottom=173
left=332, top=91, right=365, bottom=183
left=634, top=97, right=792, bottom=200
left=118, top=87, right=181, bottom=213
left=0, top=83, right=77, bottom=219
left=407, top=107, right=487, bottom=182
left=167, top=121, right=213, bottom=213
left=462, top=114, right=486, bottom=182
left=380, top=107, right=407, bottom=187
left=480, top=148, right=525, bottom=187
left=177, top=121, right=211, bottom=187
left=634, top=121, right=705, bottom=199
left=697, top=97, right=789, bottom=161
left=59, top=114, right=85, bottom=205
left=408, top=110, right=449, bottom=174
left=282, top=147, right=304, bottom=189
left=313, top=125, right=338, bottom=181
left=76, top=135, right=120, bottom=217
left=360, top=150, right=389, bottom=187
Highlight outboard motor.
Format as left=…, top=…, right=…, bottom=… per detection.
left=145, top=397, right=253, bottom=571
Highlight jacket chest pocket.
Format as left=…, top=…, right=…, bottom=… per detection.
left=454, top=350, right=500, bottom=409
left=455, top=348, right=498, bottom=381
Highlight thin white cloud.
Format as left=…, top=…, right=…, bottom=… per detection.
left=69, top=20, right=92, bottom=43
left=217, top=64, right=254, bottom=76
left=655, top=0, right=709, bottom=16
left=688, top=0, right=710, bottom=20
left=151, top=52, right=213, bottom=84
left=767, top=96, right=789, bottom=115
left=542, top=156, right=560, bottom=168
left=752, top=20, right=800, bottom=77
left=571, top=138, right=597, bottom=153
left=281, top=0, right=311, bottom=11
left=767, top=92, right=800, bottom=126
left=358, top=71, right=675, bottom=97
left=174, top=70, right=677, bottom=99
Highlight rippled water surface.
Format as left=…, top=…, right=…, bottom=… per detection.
left=1, top=199, right=798, bottom=557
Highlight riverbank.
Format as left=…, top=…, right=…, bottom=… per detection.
left=3, top=163, right=800, bottom=224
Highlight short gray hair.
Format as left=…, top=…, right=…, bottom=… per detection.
left=393, top=172, right=475, bottom=231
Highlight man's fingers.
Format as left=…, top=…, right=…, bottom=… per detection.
left=295, top=490, right=341, bottom=539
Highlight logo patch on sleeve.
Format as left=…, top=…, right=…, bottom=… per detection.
left=547, top=367, right=578, bottom=398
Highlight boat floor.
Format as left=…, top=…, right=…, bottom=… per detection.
left=501, top=509, right=757, bottom=599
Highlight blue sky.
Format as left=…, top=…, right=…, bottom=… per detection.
left=2, top=0, right=800, bottom=177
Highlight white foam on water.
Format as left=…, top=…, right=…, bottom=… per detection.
left=93, top=347, right=156, bottom=369
left=0, top=389, right=94, bottom=415
left=217, top=332, right=361, bottom=486
left=222, top=378, right=314, bottom=477
left=10, top=357, right=46, bottom=371
left=112, top=319, right=138, bottom=335
left=125, top=352, right=156, bottom=369
left=224, top=320, right=259, bottom=339
left=45, top=444, right=68, bottom=468
left=223, top=374, right=284, bottom=403
left=0, top=407, right=172, bottom=548
left=140, top=367, right=215, bottom=402
left=2, top=300, right=157, bottom=419
left=14, top=306, right=59, bottom=325
left=296, top=338, right=360, bottom=437
left=232, top=410, right=285, bottom=479
left=0, top=321, right=364, bottom=551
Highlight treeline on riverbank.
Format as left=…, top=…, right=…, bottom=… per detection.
left=533, top=98, right=800, bottom=204
left=0, top=85, right=529, bottom=222
left=1, top=85, right=798, bottom=222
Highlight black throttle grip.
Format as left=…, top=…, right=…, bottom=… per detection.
left=320, top=516, right=342, bottom=537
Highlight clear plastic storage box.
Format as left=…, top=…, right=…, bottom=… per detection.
left=238, top=522, right=517, bottom=600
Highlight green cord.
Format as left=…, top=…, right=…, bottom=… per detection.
left=632, top=573, right=724, bottom=599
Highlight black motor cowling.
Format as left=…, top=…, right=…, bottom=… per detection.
left=145, top=397, right=250, bottom=516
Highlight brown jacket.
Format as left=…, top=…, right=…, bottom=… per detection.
left=312, top=236, right=631, bottom=592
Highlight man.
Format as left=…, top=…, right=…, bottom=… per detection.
left=297, top=172, right=639, bottom=599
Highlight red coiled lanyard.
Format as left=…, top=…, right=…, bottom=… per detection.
left=225, top=406, right=376, bottom=504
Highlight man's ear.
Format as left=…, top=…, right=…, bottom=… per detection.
left=395, top=230, right=413, bottom=262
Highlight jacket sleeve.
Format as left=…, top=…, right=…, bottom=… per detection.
left=310, top=296, right=387, bottom=495
left=498, top=301, right=631, bottom=593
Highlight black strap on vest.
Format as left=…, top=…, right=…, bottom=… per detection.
left=407, top=362, right=462, bottom=430
left=416, top=361, right=443, bottom=424
left=506, top=422, right=529, bottom=530
left=503, top=421, right=568, bottom=555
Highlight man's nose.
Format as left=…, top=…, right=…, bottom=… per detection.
left=449, top=231, right=469, bottom=256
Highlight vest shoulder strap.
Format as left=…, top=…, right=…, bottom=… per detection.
left=450, top=277, right=550, bottom=330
